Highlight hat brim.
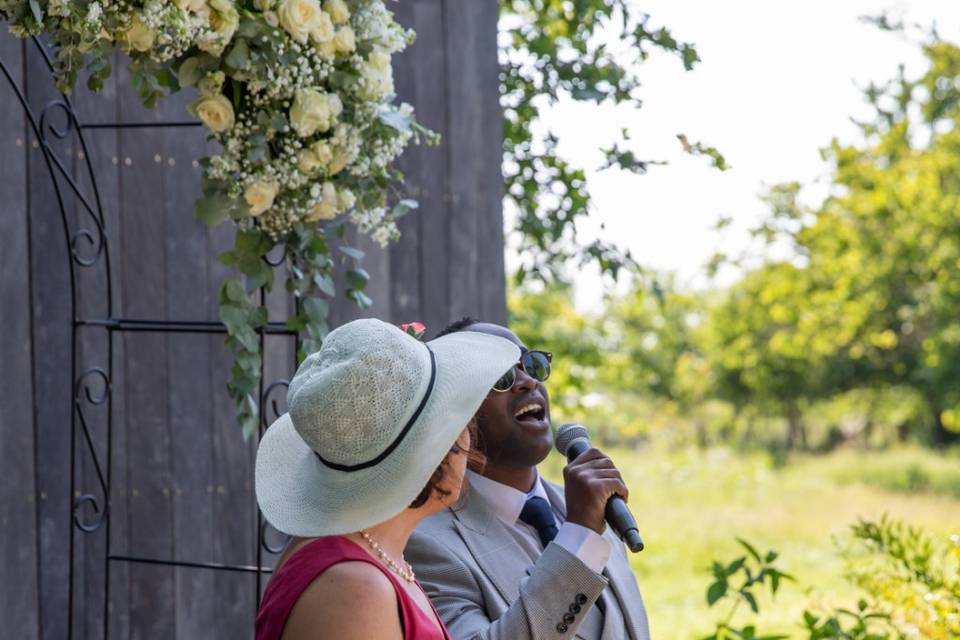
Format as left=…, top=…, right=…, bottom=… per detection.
left=255, top=330, right=520, bottom=537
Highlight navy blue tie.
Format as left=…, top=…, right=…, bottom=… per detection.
left=519, top=496, right=559, bottom=548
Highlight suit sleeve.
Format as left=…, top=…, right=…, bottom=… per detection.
left=407, top=531, right=608, bottom=640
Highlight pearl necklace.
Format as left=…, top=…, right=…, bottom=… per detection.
left=359, top=530, right=416, bottom=583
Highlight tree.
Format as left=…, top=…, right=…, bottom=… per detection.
left=498, top=1, right=723, bottom=284
left=706, top=29, right=960, bottom=446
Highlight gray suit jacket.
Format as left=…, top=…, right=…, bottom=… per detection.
left=406, top=478, right=650, bottom=640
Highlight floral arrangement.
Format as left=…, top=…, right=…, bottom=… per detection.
left=0, top=0, right=436, bottom=436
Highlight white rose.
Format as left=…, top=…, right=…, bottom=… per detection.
left=311, top=141, right=333, bottom=166
left=362, top=48, right=394, bottom=98
left=176, top=0, right=208, bottom=11
left=309, top=11, right=335, bottom=43
left=125, top=17, right=156, bottom=52
left=199, top=0, right=239, bottom=55
left=338, top=188, right=356, bottom=210
left=306, top=183, right=340, bottom=221
left=298, top=141, right=334, bottom=174
left=289, top=89, right=342, bottom=138
left=252, top=0, right=273, bottom=10
left=328, top=147, right=350, bottom=175
left=277, top=0, right=324, bottom=44
left=264, top=10, right=279, bottom=27
left=314, top=39, right=337, bottom=60
left=192, top=94, right=235, bottom=133
left=323, top=0, right=350, bottom=24
left=298, top=148, right=322, bottom=174
left=333, top=26, right=355, bottom=53
left=244, top=181, right=280, bottom=216
left=306, top=200, right=338, bottom=221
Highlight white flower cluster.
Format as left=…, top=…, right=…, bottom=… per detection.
left=2, top=0, right=426, bottom=253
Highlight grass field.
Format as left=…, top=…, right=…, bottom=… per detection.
left=540, top=445, right=960, bottom=639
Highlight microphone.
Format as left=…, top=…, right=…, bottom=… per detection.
left=555, top=423, right=645, bottom=553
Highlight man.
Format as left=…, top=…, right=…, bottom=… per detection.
left=406, top=319, right=650, bottom=640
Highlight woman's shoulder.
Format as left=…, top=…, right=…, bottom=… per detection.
left=282, top=560, right=402, bottom=640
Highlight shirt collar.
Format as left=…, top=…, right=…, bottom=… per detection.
left=466, top=470, right=549, bottom=525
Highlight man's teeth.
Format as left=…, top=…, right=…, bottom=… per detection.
left=514, top=403, right=543, bottom=418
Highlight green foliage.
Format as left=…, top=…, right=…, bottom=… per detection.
left=844, top=516, right=960, bottom=638
left=702, top=540, right=794, bottom=640
left=702, top=518, right=960, bottom=640
left=498, top=0, right=722, bottom=284
left=703, top=535, right=894, bottom=640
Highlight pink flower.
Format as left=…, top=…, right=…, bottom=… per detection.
left=400, top=321, right=426, bottom=340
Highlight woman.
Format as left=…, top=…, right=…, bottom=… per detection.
left=255, top=317, right=519, bottom=640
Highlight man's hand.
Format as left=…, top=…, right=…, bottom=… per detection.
left=563, top=448, right=629, bottom=534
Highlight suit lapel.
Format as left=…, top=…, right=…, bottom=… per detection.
left=451, top=482, right=533, bottom=605
left=600, top=530, right=646, bottom=640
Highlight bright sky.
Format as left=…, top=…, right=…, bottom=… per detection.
left=512, top=0, right=960, bottom=311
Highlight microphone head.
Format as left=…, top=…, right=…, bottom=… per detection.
left=555, top=423, right=591, bottom=457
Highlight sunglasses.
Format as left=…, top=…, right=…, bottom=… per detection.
left=492, top=350, right=553, bottom=392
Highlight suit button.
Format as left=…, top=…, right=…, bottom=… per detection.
left=569, top=603, right=581, bottom=614
left=556, top=622, right=568, bottom=633
left=563, top=613, right=576, bottom=624
left=575, top=593, right=588, bottom=605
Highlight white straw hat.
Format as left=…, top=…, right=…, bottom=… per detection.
left=255, top=317, right=520, bottom=537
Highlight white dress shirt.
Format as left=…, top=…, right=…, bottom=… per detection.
left=466, top=470, right=610, bottom=573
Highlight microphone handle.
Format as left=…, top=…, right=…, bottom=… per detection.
left=606, top=496, right=644, bottom=553
left=565, top=440, right=644, bottom=553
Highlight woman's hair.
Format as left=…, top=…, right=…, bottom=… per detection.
left=408, top=417, right=485, bottom=509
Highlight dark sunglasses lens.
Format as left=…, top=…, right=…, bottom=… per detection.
left=493, top=368, right=516, bottom=391
left=523, top=352, right=551, bottom=382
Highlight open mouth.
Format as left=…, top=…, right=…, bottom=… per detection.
left=513, top=401, right=546, bottom=424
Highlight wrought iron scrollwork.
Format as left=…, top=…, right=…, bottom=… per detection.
left=73, top=367, right=110, bottom=534
left=73, top=494, right=106, bottom=533
left=2, top=32, right=293, bottom=638
left=261, top=379, right=290, bottom=427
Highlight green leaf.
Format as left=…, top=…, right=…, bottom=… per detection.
left=339, top=246, right=365, bottom=260
left=741, top=590, right=758, bottom=613
left=195, top=195, right=232, bottom=226
left=348, top=289, right=373, bottom=308
left=269, top=112, right=288, bottom=131
left=314, top=273, right=335, bottom=297
left=178, top=57, right=204, bottom=87
left=736, top=538, right=762, bottom=563
left=346, top=268, right=370, bottom=290
left=706, top=580, right=726, bottom=606
left=302, top=297, right=329, bottom=322
left=221, top=279, right=247, bottom=304
left=225, top=39, right=250, bottom=70
left=246, top=263, right=273, bottom=292
left=726, top=557, right=745, bottom=575
left=28, top=0, right=42, bottom=23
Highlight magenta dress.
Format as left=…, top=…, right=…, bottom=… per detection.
left=256, top=535, right=451, bottom=640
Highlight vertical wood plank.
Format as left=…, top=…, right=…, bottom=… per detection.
left=161, top=88, right=218, bottom=639
left=0, top=32, right=39, bottom=640
left=443, top=0, right=481, bottom=322
left=24, top=35, right=74, bottom=640
left=208, top=220, right=257, bottom=638
left=115, top=59, right=176, bottom=640
left=471, top=2, right=509, bottom=325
